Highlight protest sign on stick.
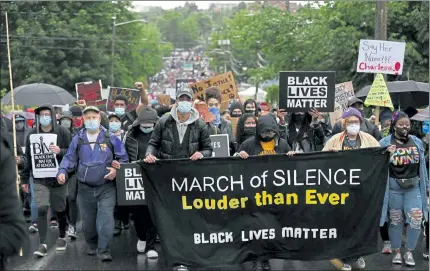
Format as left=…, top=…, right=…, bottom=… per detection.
left=356, top=40, right=406, bottom=75
left=106, top=87, right=140, bottom=111
left=329, top=82, right=355, bottom=126
left=75, top=80, right=102, bottom=102
left=189, top=72, right=238, bottom=104
left=279, top=71, right=335, bottom=112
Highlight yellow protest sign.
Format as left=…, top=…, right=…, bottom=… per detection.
left=189, top=72, right=238, bottom=104
left=364, top=74, right=394, bottom=111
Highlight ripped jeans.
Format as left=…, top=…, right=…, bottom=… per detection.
left=388, top=178, right=422, bottom=250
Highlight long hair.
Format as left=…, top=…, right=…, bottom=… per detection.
left=243, top=99, right=258, bottom=117
left=389, top=111, right=409, bottom=135
left=236, top=113, right=257, bottom=145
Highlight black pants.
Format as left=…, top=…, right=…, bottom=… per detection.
left=129, top=205, right=156, bottom=251
left=114, top=206, right=130, bottom=226
left=380, top=222, right=389, bottom=241
left=66, top=174, right=79, bottom=226
left=426, top=216, right=429, bottom=249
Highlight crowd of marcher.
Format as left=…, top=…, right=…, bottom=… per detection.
left=0, top=83, right=428, bottom=271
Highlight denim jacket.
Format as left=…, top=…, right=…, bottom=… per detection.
left=379, top=135, right=429, bottom=226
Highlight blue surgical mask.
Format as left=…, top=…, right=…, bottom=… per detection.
left=39, top=116, right=52, bottom=127
left=84, top=120, right=100, bottom=132
left=140, top=126, right=154, bottom=133
left=109, top=122, right=121, bottom=132
left=422, top=121, right=429, bottom=135
left=177, top=101, right=192, bottom=114
left=208, top=107, right=221, bottom=126
left=115, top=107, right=125, bottom=116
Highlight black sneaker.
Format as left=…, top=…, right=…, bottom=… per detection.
left=56, top=238, right=67, bottom=251
left=29, top=224, right=38, bottom=233
left=87, top=248, right=97, bottom=256
left=98, top=253, right=112, bottom=262
left=33, top=244, right=48, bottom=257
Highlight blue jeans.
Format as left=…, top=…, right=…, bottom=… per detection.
left=78, top=182, right=116, bottom=253
left=29, top=177, right=38, bottom=223
left=388, top=178, right=423, bottom=250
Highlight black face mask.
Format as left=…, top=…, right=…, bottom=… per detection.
left=260, top=135, right=275, bottom=142
left=231, top=113, right=242, bottom=118
left=243, top=127, right=256, bottom=136
left=245, top=109, right=255, bottom=114
left=293, top=114, right=305, bottom=123
left=395, top=127, right=410, bottom=139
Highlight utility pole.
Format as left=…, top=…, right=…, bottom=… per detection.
left=374, top=0, right=388, bottom=125
left=285, top=0, right=290, bottom=12
left=111, top=15, right=116, bottom=87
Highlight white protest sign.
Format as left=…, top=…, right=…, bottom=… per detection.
left=356, top=39, right=406, bottom=75
left=29, top=134, right=59, bottom=178
left=329, top=82, right=355, bottom=126
left=210, top=134, right=230, bottom=157
left=166, top=88, right=176, bottom=100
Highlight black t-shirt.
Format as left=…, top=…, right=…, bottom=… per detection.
left=137, top=132, right=152, bottom=160
left=389, top=137, right=420, bottom=179
left=342, top=136, right=361, bottom=151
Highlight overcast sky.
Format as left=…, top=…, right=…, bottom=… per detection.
left=132, top=1, right=303, bottom=11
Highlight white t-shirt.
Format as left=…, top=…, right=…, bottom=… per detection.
left=87, top=132, right=99, bottom=150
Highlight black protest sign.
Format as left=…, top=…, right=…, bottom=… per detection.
left=139, top=148, right=388, bottom=267
left=116, top=163, right=147, bottom=206
left=279, top=71, right=335, bottom=112
left=210, top=134, right=230, bottom=157
left=106, top=87, right=140, bottom=112
left=176, top=79, right=197, bottom=94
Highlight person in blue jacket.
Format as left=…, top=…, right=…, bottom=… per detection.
left=57, top=106, right=128, bottom=262
left=379, top=111, right=429, bottom=267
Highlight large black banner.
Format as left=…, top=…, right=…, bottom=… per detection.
left=139, top=148, right=388, bottom=267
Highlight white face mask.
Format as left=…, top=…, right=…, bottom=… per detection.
left=346, top=124, right=360, bottom=135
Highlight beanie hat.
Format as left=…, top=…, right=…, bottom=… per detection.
left=137, top=106, right=159, bottom=124
left=70, top=105, right=83, bottom=117
left=342, top=107, right=363, bottom=120
left=59, top=111, right=73, bottom=121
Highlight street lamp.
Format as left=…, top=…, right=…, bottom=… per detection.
left=111, top=17, right=147, bottom=86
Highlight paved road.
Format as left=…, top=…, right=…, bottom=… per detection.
left=6, top=222, right=429, bottom=270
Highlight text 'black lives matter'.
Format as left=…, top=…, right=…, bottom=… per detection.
left=116, top=163, right=147, bottom=206
left=279, top=71, right=335, bottom=112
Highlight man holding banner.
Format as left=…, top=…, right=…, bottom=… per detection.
left=144, top=87, right=212, bottom=271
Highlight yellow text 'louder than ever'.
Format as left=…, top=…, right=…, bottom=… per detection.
left=181, top=190, right=350, bottom=211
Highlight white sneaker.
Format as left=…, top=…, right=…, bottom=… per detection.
left=146, top=249, right=158, bottom=259
left=381, top=241, right=392, bottom=254
left=392, top=252, right=402, bottom=264
left=404, top=251, right=415, bottom=266
left=340, top=264, right=352, bottom=271
left=353, top=257, right=365, bottom=269
left=137, top=240, right=146, bottom=253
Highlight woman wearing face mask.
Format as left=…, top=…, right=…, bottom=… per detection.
left=205, top=87, right=234, bottom=153
left=230, top=101, right=244, bottom=118
left=123, top=106, right=159, bottom=257
left=235, top=113, right=257, bottom=149
left=323, top=107, right=380, bottom=271
left=108, top=113, right=125, bottom=141
left=58, top=111, right=74, bottom=134
left=379, top=111, right=429, bottom=267
left=243, top=99, right=258, bottom=117
left=285, top=109, right=326, bottom=153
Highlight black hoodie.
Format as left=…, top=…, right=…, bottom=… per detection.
left=124, top=106, right=159, bottom=162
left=237, top=115, right=291, bottom=155
left=21, top=104, right=72, bottom=185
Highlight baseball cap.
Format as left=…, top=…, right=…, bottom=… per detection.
left=176, top=87, right=193, bottom=100
left=347, top=97, right=364, bottom=107
left=82, top=106, right=100, bottom=114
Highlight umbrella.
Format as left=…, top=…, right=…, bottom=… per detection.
left=355, top=81, right=429, bottom=109
left=411, top=107, right=429, bottom=121
left=1, top=83, right=76, bottom=106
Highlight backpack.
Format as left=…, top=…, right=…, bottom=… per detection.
left=76, top=130, right=116, bottom=159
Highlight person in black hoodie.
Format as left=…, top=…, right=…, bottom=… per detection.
left=123, top=106, right=159, bottom=257
left=229, top=101, right=244, bottom=118
left=243, top=99, right=258, bottom=117
left=0, top=132, right=27, bottom=271
left=235, top=113, right=257, bottom=149
left=20, top=104, right=72, bottom=257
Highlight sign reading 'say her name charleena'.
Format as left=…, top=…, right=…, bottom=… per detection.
left=139, top=148, right=388, bottom=267
left=116, top=163, right=146, bottom=206
left=279, top=71, right=335, bottom=112
left=29, top=134, right=59, bottom=178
